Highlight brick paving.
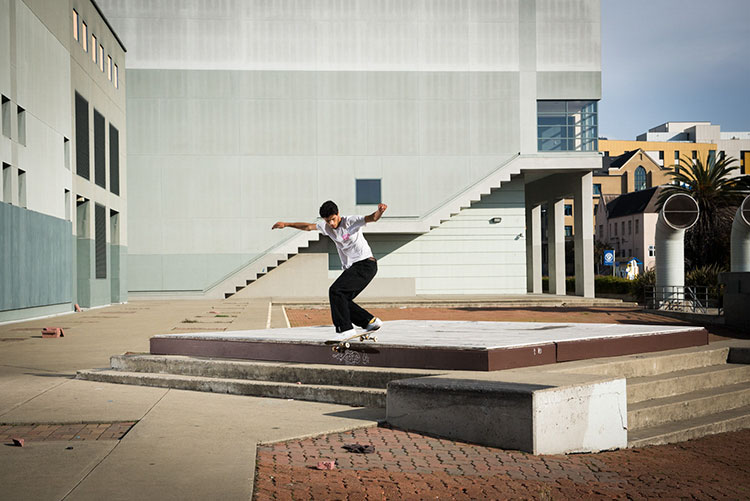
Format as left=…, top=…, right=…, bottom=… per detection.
left=0, top=422, right=135, bottom=444
left=253, top=426, right=750, bottom=500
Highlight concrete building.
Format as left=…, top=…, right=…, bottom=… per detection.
left=93, top=0, right=601, bottom=300
left=0, top=0, right=127, bottom=322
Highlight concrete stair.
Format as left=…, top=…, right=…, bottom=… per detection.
left=76, top=354, right=440, bottom=408
left=622, top=347, right=750, bottom=447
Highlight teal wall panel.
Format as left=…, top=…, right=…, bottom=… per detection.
left=0, top=202, right=72, bottom=311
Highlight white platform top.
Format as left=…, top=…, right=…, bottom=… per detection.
left=155, top=320, right=704, bottom=350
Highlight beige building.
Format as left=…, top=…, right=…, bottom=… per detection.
left=595, top=186, right=665, bottom=273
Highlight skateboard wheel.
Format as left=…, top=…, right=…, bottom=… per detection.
left=344, top=342, right=350, bottom=348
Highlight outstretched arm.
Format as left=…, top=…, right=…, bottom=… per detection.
left=272, top=221, right=317, bottom=231
left=365, top=203, right=388, bottom=223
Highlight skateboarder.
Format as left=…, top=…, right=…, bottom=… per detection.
left=272, top=200, right=387, bottom=340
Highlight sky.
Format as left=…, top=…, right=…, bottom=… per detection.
left=600, top=0, right=750, bottom=140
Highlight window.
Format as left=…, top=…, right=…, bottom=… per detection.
left=708, top=150, right=716, bottom=164
left=603, top=151, right=609, bottom=157
left=18, top=169, right=26, bottom=208
left=674, top=150, right=680, bottom=165
left=635, top=219, right=639, bottom=234
left=65, top=189, right=71, bottom=221
left=73, top=10, right=79, bottom=41
left=537, top=100, right=598, bottom=152
left=17, top=106, right=25, bottom=146
left=593, top=184, right=602, bottom=196
left=356, top=179, right=381, bottom=205
left=91, top=34, right=97, bottom=63
left=614, top=222, right=617, bottom=236
left=565, top=225, right=573, bottom=237
left=107, top=55, right=112, bottom=81
left=98, top=45, right=104, bottom=72
left=621, top=221, right=625, bottom=234
left=75, top=92, right=89, bottom=180
left=594, top=204, right=598, bottom=215
left=2, top=163, right=10, bottom=203
left=628, top=220, right=632, bottom=235
left=114, top=65, right=119, bottom=89
left=93, top=109, right=105, bottom=188
left=1, top=95, right=10, bottom=138
left=564, top=204, right=572, bottom=216
left=109, top=124, right=119, bottom=195
left=658, top=151, right=664, bottom=161
left=81, top=22, right=88, bottom=52
left=64, top=137, right=70, bottom=170
left=634, top=166, right=647, bottom=191
left=648, top=245, right=655, bottom=257
left=95, top=204, right=107, bottom=279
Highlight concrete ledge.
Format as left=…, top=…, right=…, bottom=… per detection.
left=386, top=375, right=627, bottom=455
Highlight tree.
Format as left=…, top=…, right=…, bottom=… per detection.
left=657, top=154, right=750, bottom=268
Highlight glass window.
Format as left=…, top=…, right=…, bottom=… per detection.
left=91, top=34, right=97, bottom=63
left=356, top=179, right=381, bottom=205
left=81, top=22, right=88, bottom=52
left=565, top=226, right=573, bottom=237
left=114, top=65, right=119, bottom=89
left=593, top=183, right=602, bottom=195
left=594, top=204, right=598, bottom=215
left=649, top=245, right=655, bottom=257
left=674, top=150, right=680, bottom=165
left=537, top=100, right=598, bottom=152
left=16, top=106, right=25, bottom=146
left=73, top=10, right=79, bottom=41
left=708, top=150, right=716, bottom=164
left=635, top=219, right=639, bottom=234
left=564, top=204, right=572, bottom=216
left=107, top=56, right=112, bottom=80
left=628, top=220, right=632, bottom=234
left=99, top=45, right=104, bottom=71
left=634, top=166, right=647, bottom=191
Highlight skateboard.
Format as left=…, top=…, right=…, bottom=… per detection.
left=325, top=332, right=378, bottom=352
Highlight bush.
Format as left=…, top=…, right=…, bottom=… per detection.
left=594, top=275, right=632, bottom=294
left=628, top=267, right=655, bottom=303
left=685, top=264, right=726, bottom=288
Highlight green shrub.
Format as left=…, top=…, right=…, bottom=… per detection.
left=629, top=267, right=655, bottom=303
left=594, top=275, right=632, bottom=294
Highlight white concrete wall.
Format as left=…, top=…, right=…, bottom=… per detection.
left=97, top=0, right=601, bottom=294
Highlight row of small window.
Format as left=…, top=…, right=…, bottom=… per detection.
left=538, top=100, right=598, bottom=152
left=73, top=10, right=119, bottom=89
left=600, top=219, right=640, bottom=237
left=1, top=96, right=27, bottom=145
left=75, top=92, right=120, bottom=195
left=1, top=163, right=27, bottom=208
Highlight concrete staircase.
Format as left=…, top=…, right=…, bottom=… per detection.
left=625, top=347, right=750, bottom=447
left=209, top=153, right=528, bottom=300
left=77, top=354, right=440, bottom=408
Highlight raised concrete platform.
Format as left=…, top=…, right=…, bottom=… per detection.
left=152, top=320, right=708, bottom=371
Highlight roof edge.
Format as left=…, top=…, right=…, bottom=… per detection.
left=90, top=0, right=127, bottom=53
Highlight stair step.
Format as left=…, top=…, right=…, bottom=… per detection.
left=110, top=354, right=439, bottom=389
left=555, top=346, right=730, bottom=378
left=628, top=404, right=750, bottom=448
left=77, top=369, right=386, bottom=408
left=628, top=381, right=750, bottom=430
left=628, top=363, right=750, bottom=404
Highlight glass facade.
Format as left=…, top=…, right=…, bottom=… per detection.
left=634, top=166, right=647, bottom=191
left=537, top=100, right=598, bottom=152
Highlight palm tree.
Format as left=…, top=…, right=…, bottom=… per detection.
left=657, top=154, right=750, bottom=268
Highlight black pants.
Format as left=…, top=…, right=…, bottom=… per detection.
left=330, top=258, right=377, bottom=333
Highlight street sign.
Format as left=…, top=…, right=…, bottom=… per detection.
left=603, top=250, right=615, bottom=265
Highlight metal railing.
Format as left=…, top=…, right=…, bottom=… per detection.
left=645, top=285, right=723, bottom=314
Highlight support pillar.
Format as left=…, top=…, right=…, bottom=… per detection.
left=526, top=203, right=542, bottom=293
left=548, top=199, right=566, bottom=295
left=573, top=172, right=594, bottom=297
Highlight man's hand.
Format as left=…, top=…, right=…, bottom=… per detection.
left=272, top=221, right=316, bottom=231
left=366, top=203, right=388, bottom=223
left=272, top=222, right=285, bottom=229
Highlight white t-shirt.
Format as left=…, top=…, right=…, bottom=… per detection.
left=316, top=215, right=373, bottom=270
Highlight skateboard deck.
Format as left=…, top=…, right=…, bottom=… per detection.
left=325, top=331, right=378, bottom=352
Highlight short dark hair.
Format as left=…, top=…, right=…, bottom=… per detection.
left=319, top=200, right=339, bottom=218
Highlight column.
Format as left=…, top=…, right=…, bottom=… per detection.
left=573, top=172, right=594, bottom=297
left=548, top=198, right=566, bottom=295
left=526, top=203, right=542, bottom=293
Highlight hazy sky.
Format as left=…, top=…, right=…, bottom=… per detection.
left=600, top=0, right=750, bottom=140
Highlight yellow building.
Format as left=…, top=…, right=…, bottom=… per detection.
left=560, top=140, right=717, bottom=241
